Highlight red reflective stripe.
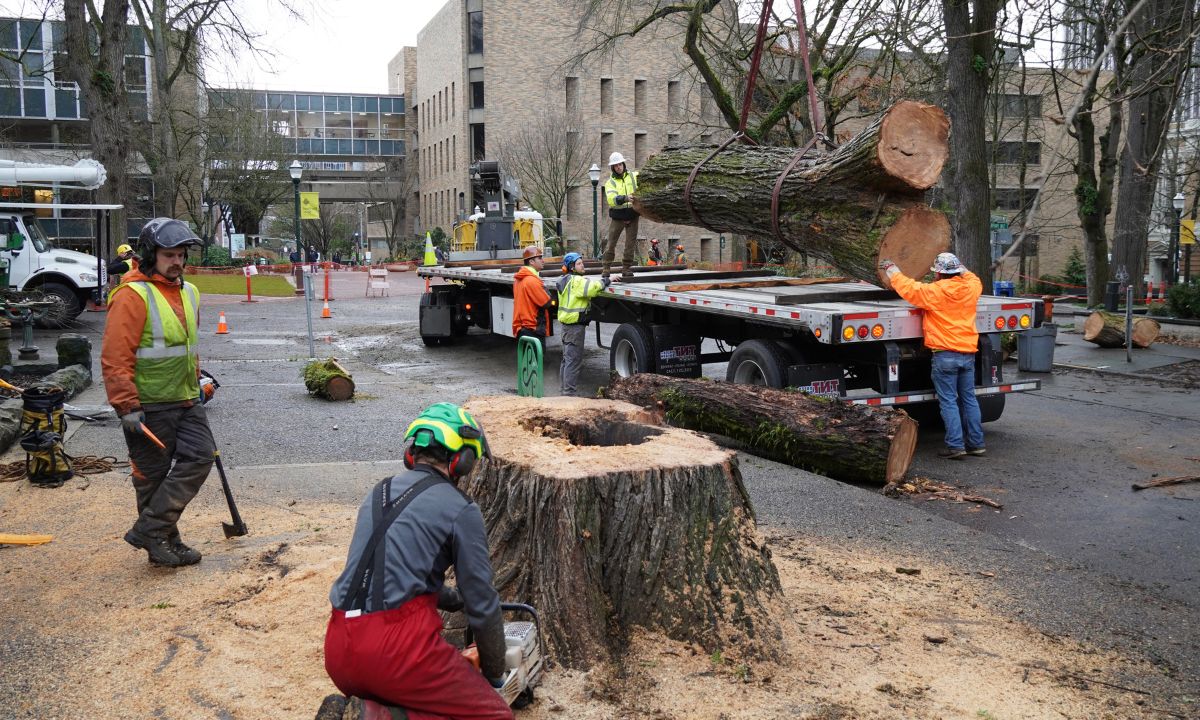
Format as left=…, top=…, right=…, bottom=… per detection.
left=1001, top=303, right=1031, bottom=310
left=670, top=296, right=677, bottom=302
left=1000, top=384, right=1012, bottom=392
left=766, top=309, right=775, bottom=316
left=791, top=312, right=800, bottom=319
left=843, top=312, right=878, bottom=320
left=866, top=398, right=881, bottom=405
left=689, top=298, right=697, bottom=304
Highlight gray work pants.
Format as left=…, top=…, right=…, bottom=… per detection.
left=559, top=322, right=588, bottom=396
left=602, top=216, right=639, bottom=273
left=125, top=403, right=216, bottom=540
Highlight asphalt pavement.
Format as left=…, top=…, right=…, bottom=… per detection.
left=26, top=269, right=1200, bottom=704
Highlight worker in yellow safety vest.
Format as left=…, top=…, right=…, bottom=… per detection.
left=101, top=218, right=216, bottom=568
left=602, top=152, right=639, bottom=281
left=556, top=252, right=611, bottom=396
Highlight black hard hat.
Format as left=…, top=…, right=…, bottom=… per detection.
left=139, top=217, right=200, bottom=250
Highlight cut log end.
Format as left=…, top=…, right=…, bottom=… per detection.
left=887, top=414, right=919, bottom=484
left=324, top=376, right=355, bottom=401
left=1083, top=312, right=1162, bottom=349
left=877, top=100, right=951, bottom=191
left=877, top=206, right=952, bottom=287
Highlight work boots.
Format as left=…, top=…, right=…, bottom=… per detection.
left=169, top=534, right=203, bottom=565
left=124, top=528, right=196, bottom=567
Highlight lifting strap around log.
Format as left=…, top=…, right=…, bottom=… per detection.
left=682, top=132, right=746, bottom=232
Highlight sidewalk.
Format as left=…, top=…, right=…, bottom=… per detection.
left=1027, top=304, right=1200, bottom=379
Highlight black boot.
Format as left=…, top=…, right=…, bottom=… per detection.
left=124, top=528, right=186, bottom=567
left=169, top=534, right=202, bottom=565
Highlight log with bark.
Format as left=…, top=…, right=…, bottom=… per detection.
left=633, top=100, right=951, bottom=283
left=302, top=358, right=355, bottom=400
left=1082, top=311, right=1161, bottom=348
left=458, top=396, right=783, bottom=670
left=602, top=374, right=917, bottom=485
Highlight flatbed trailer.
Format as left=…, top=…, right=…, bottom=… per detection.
left=416, top=263, right=1043, bottom=422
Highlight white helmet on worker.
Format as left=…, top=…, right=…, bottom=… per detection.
left=608, top=152, right=626, bottom=167
left=931, top=252, right=964, bottom=275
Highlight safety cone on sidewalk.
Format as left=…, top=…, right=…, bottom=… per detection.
left=321, top=299, right=332, bottom=319
left=423, top=232, right=437, bottom=266
left=215, top=311, right=229, bottom=334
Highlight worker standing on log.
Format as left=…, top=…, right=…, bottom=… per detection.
left=325, top=403, right=512, bottom=720
left=602, top=151, right=639, bottom=281
left=881, top=252, right=985, bottom=459
left=101, top=218, right=215, bottom=567
left=512, top=245, right=553, bottom=343
left=556, top=252, right=611, bottom=396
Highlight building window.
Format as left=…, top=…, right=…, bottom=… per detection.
left=634, top=132, right=646, bottom=167
left=667, top=80, right=680, bottom=119
left=700, top=133, right=713, bottom=144
left=565, top=76, right=579, bottom=113
left=988, top=141, right=1041, bottom=166
left=468, top=11, right=483, bottom=54
left=567, top=185, right=581, bottom=219
left=600, top=78, right=613, bottom=116
left=993, top=187, right=1039, bottom=212
left=990, top=93, right=1042, bottom=119
left=701, top=237, right=713, bottom=261
left=471, top=80, right=484, bottom=109
left=634, top=79, right=646, bottom=117
left=600, top=132, right=613, bottom=168
left=471, top=123, right=485, bottom=161
left=667, top=132, right=680, bottom=147
left=452, top=82, right=455, bottom=117
left=452, top=135, right=456, bottom=169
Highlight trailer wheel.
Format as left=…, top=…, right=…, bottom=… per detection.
left=610, top=323, right=654, bottom=377
left=726, top=339, right=791, bottom=388
left=419, top=292, right=444, bottom=346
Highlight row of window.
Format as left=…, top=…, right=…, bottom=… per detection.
left=566, top=77, right=717, bottom=122
left=210, top=91, right=404, bottom=115
left=419, top=83, right=456, bottom=132
left=422, top=136, right=457, bottom=179
left=0, top=83, right=147, bottom=120
left=0, top=18, right=147, bottom=56
left=423, top=187, right=461, bottom=232
left=988, top=141, right=1042, bottom=166
left=284, top=138, right=404, bottom=157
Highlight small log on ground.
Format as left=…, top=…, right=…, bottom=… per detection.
left=633, top=100, right=951, bottom=282
left=603, top=374, right=917, bottom=485
left=302, top=358, right=355, bottom=400
left=461, top=396, right=783, bottom=670
left=1082, top=312, right=1161, bottom=348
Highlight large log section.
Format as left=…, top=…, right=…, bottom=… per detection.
left=461, top=396, right=782, bottom=670
left=603, top=374, right=917, bottom=485
left=1083, top=311, right=1161, bottom=348
left=633, top=100, right=951, bottom=283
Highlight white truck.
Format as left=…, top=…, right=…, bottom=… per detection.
left=0, top=159, right=113, bottom=327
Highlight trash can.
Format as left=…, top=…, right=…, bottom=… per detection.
left=1017, top=322, right=1058, bottom=372
left=1104, top=281, right=1120, bottom=311
left=992, top=281, right=1014, bottom=297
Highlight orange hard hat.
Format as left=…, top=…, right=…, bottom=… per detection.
left=676, top=243, right=684, bottom=251
left=522, top=245, right=543, bottom=260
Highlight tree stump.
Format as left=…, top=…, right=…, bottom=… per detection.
left=302, top=358, right=355, bottom=400
left=461, top=396, right=783, bottom=670
left=603, top=374, right=917, bottom=485
left=633, top=100, right=951, bottom=282
left=1083, top=312, right=1161, bottom=348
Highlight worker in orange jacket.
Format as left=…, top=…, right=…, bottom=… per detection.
left=512, top=245, right=553, bottom=342
left=880, top=252, right=985, bottom=460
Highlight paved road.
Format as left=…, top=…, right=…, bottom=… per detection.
left=49, top=268, right=1199, bottom=699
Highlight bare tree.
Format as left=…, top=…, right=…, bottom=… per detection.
left=362, top=157, right=416, bottom=261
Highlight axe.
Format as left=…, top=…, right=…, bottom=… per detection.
left=213, top=450, right=248, bottom=538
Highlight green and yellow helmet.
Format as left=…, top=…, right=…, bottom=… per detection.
left=404, top=402, right=488, bottom=460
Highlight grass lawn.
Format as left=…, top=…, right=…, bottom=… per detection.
left=188, top=273, right=295, bottom=297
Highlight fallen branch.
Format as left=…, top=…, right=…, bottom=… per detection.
left=883, top=477, right=1003, bottom=509
left=1131, top=475, right=1200, bottom=491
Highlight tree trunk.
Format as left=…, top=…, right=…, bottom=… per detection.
left=1082, top=312, right=1161, bottom=348
left=633, top=101, right=951, bottom=283
left=602, top=374, right=917, bottom=485
left=302, top=359, right=355, bottom=400
left=459, top=396, right=783, bottom=670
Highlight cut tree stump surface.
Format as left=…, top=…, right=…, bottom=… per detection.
left=461, top=396, right=783, bottom=670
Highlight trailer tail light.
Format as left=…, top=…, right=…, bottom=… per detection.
left=1007, top=315, right=1018, bottom=329
left=1020, top=314, right=1031, bottom=328
left=843, top=326, right=856, bottom=341
left=994, top=316, right=1006, bottom=330
left=871, top=324, right=884, bottom=339
left=814, top=328, right=823, bottom=339
left=464, top=303, right=473, bottom=311
left=857, top=325, right=869, bottom=339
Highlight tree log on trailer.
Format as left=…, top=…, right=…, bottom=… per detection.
left=603, top=374, right=917, bottom=485
left=1082, top=311, right=1161, bottom=348
left=460, top=396, right=783, bottom=670
left=633, top=100, right=951, bottom=283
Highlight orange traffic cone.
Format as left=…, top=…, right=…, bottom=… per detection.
left=321, top=299, right=332, bottom=319
left=215, top=311, right=229, bottom=334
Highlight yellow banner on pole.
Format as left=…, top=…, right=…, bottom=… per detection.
left=300, top=192, right=320, bottom=219
left=1181, top=218, right=1195, bottom=245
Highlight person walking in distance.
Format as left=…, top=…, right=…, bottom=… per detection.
left=602, top=152, right=640, bottom=281
left=101, top=218, right=216, bottom=567
left=879, top=252, right=985, bottom=459
left=512, top=245, right=553, bottom=344
left=672, top=243, right=689, bottom=265
left=647, top=238, right=663, bottom=266
left=556, top=252, right=611, bottom=396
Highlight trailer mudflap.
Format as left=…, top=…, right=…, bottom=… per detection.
left=651, top=325, right=701, bottom=378
left=787, top=363, right=845, bottom=397
left=420, top=301, right=453, bottom=338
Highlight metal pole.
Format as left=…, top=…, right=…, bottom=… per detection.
left=292, top=178, right=302, bottom=287
left=1186, top=243, right=1193, bottom=284
left=1125, top=284, right=1133, bottom=364
left=591, top=181, right=599, bottom=259
left=304, top=273, right=316, bottom=358
left=359, top=202, right=366, bottom=264
left=1171, top=208, right=1181, bottom=285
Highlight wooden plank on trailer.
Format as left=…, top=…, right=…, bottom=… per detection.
left=771, top=288, right=899, bottom=305
left=616, top=270, right=775, bottom=284
left=664, top=276, right=850, bottom=292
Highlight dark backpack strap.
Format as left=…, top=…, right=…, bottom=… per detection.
left=337, top=471, right=446, bottom=611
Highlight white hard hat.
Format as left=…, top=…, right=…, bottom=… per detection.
left=931, top=252, right=964, bottom=274
left=608, top=152, right=626, bottom=166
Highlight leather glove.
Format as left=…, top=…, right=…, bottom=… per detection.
left=601, top=276, right=612, bottom=289
left=878, top=260, right=899, bottom=277
left=120, top=410, right=146, bottom=434
left=615, top=195, right=627, bottom=204
left=437, top=585, right=465, bottom=613
left=475, top=609, right=508, bottom=681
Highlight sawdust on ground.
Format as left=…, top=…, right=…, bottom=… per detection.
left=0, top=471, right=1175, bottom=719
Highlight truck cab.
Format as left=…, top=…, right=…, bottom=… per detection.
left=0, top=212, right=100, bottom=327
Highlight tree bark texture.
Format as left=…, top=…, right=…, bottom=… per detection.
left=1082, top=312, right=1161, bottom=348
left=460, top=396, right=783, bottom=670
left=632, top=101, right=951, bottom=283
left=602, top=374, right=917, bottom=485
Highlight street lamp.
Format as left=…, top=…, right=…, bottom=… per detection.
left=1171, top=192, right=1184, bottom=285
left=588, top=163, right=601, bottom=258
left=290, top=160, right=303, bottom=285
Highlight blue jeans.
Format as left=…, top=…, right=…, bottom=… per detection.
left=931, top=351, right=984, bottom=451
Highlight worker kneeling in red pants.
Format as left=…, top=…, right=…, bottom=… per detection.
left=324, top=403, right=512, bottom=720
